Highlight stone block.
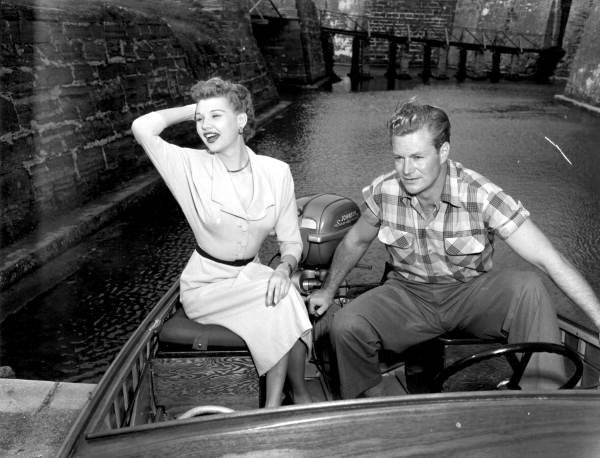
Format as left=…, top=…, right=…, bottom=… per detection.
left=0, top=168, right=33, bottom=208
left=30, top=98, right=61, bottom=124
left=76, top=147, right=105, bottom=180
left=101, top=62, right=128, bottom=81
left=133, top=40, right=154, bottom=59
left=122, top=76, right=149, bottom=103
left=0, top=95, right=19, bottom=135
left=0, top=135, right=34, bottom=173
left=83, top=118, right=114, bottom=140
left=63, top=22, right=103, bottom=40
left=83, top=41, right=107, bottom=62
left=35, top=65, right=73, bottom=87
left=104, top=22, right=128, bottom=40
left=0, top=366, right=15, bottom=378
left=96, top=92, right=126, bottom=113
left=72, top=63, right=97, bottom=83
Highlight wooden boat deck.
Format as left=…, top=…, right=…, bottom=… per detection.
left=152, top=353, right=262, bottom=418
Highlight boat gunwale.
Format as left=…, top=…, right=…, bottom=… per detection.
left=79, top=390, right=600, bottom=441
left=57, top=281, right=180, bottom=457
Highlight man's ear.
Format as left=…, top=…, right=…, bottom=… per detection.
left=439, top=141, right=450, bottom=163
left=237, top=112, right=248, bottom=130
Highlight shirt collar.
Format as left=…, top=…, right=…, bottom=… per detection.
left=440, top=159, right=462, bottom=208
left=395, top=159, right=462, bottom=208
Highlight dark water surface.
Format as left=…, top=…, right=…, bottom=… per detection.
left=1, top=78, right=599, bottom=382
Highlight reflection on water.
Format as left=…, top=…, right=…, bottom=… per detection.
left=1, top=77, right=599, bottom=382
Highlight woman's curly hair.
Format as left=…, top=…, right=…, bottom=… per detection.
left=190, top=77, right=255, bottom=141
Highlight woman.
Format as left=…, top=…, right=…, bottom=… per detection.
left=131, top=77, right=312, bottom=407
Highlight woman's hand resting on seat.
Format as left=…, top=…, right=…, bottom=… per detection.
left=266, top=263, right=292, bottom=306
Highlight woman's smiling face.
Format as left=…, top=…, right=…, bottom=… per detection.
left=195, top=96, right=245, bottom=153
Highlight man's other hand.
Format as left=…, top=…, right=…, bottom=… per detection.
left=308, top=289, right=335, bottom=318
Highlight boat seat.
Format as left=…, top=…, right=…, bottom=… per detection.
left=155, top=303, right=266, bottom=410
left=157, top=306, right=248, bottom=354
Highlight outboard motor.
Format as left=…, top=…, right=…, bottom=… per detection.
left=294, top=194, right=360, bottom=295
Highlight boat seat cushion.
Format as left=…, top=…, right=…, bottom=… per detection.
left=158, top=305, right=248, bottom=352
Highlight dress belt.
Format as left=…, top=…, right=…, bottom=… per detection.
left=195, top=244, right=254, bottom=267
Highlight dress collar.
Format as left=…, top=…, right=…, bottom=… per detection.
left=210, top=146, right=275, bottom=220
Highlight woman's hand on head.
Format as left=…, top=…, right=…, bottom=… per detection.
left=266, top=266, right=292, bottom=306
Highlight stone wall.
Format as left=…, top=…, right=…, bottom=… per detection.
left=563, top=1, right=600, bottom=105
left=296, top=0, right=327, bottom=84
left=251, top=0, right=327, bottom=86
left=0, top=0, right=278, bottom=248
left=556, top=0, right=594, bottom=78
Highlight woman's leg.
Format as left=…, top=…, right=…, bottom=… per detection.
left=286, top=339, right=312, bottom=404
left=265, top=353, right=289, bottom=407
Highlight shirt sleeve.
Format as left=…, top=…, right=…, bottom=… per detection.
left=482, top=183, right=530, bottom=240
left=361, top=179, right=383, bottom=227
left=131, top=112, right=188, bottom=187
left=359, top=201, right=381, bottom=227
left=275, top=165, right=303, bottom=262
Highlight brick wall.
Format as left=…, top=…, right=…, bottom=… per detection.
left=354, top=0, right=561, bottom=77
left=365, top=0, right=457, bottom=68
left=0, top=0, right=278, bottom=248
left=564, top=2, right=600, bottom=105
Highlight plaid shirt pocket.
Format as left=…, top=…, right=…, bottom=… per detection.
left=444, top=235, right=486, bottom=255
left=444, top=234, right=487, bottom=271
left=379, top=225, right=416, bottom=264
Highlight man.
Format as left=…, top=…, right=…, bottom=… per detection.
left=308, top=100, right=600, bottom=399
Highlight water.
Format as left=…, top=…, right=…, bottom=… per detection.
left=1, top=76, right=599, bottom=382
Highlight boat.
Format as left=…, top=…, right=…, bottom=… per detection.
left=58, top=194, right=600, bottom=457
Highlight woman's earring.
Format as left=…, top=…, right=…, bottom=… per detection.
left=238, top=127, right=243, bottom=135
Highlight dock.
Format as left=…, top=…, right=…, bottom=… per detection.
left=0, top=379, right=95, bottom=457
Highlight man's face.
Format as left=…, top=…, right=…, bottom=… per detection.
left=392, top=127, right=449, bottom=198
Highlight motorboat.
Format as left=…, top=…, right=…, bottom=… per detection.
left=58, top=194, right=600, bottom=457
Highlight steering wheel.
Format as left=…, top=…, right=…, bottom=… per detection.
left=430, top=342, right=583, bottom=392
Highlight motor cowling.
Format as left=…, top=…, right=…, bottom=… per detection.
left=297, top=193, right=360, bottom=268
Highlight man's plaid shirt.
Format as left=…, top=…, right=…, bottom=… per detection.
left=361, top=159, right=530, bottom=283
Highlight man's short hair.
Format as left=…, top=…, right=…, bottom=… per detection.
left=388, top=99, right=450, bottom=150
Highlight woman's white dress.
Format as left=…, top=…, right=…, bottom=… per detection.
left=132, top=112, right=312, bottom=375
